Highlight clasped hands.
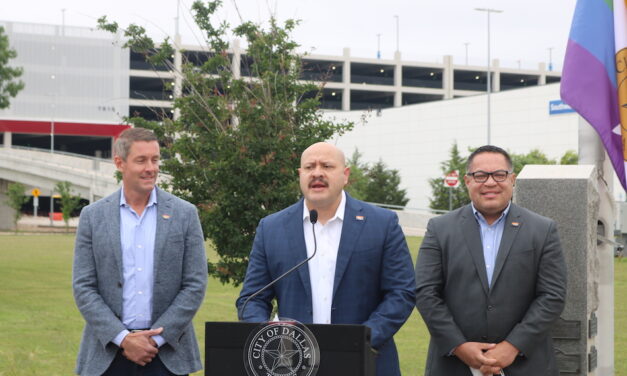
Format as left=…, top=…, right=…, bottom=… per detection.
left=454, top=340, right=518, bottom=375
left=120, top=327, right=163, bottom=366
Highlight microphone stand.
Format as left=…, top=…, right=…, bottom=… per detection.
left=238, top=210, right=319, bottom=321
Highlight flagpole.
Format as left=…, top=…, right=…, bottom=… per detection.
left=579, top=115, right=616, bottom=376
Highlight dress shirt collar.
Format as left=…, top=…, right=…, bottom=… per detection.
left=471, top=201, right=510, bottom=225
left=120, top=186, right=158, bottom=209
left=302, top=191, right=346, bottom=224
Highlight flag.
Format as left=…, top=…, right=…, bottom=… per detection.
left=560, top=0, right=627, bottom=190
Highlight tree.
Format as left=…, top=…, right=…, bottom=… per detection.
left=345, top=150, right=368, bottom=201
left=429, top=142, right=470, bottom=211
left=55, top=181, right=82, bottom=232
left=510, top=149, right=578, bottom=173
left=6, top=182, right=28, bottom=232
left=363, top=160, right=409, bottom=206
left=0, top=26, right=24, bottom=109
left=344, top=150, right=409, bottom=206
left=98, top=1, right=353, bottom=285
left=559, top=150, right=578, bottom=165
left=510, top=149, right=556, bottom=174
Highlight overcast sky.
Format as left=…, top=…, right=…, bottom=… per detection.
left=3, top=0, right=576, bottom=70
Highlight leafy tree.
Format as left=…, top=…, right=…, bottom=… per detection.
left=0, top=26, right=24, bottom=109
left=344, top=150, right=409, bottom=206
left=98, top=1, right=353, bottom=285
left=429, top=142, right=469, bottom=211
left=363, top=160, right=409, bottom=206
left=6, top=182, right=28, bottom=232
left=510, top=149, right=556, bottom=174
left=510, top=148, right=578, bottom=173
left=559, top=150, right=578, bottom=165
left=345, top=150, right=368, bottom=201
left=55, top=181, right=82, bottom=232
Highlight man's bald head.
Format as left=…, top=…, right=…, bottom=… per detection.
left=300, top=142, right=346, bottom=168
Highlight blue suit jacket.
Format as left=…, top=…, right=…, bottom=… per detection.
left=236, top=194, right=416, bottom=376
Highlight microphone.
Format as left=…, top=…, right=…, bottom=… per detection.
left=239, top=209, right=319, bottom=321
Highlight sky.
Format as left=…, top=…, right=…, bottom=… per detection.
left=2, top=0, right=577, bottom=70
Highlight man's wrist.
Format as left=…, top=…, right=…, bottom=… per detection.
left=113, top=329, right=130, bottom=347
left=152, top=334, right=166, bottom=348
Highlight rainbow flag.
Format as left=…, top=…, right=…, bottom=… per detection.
left=561, top=0, right=627, bottom=190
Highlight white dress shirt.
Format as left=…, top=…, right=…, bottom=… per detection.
left=302, top=191, right=346, bottom=324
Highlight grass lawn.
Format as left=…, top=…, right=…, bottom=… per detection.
left=0, top=234, right=624, bottom=375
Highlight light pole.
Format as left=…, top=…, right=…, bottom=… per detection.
left=464, top=42, right=470, bottom=65
left=547, top=47, right=554, bottom=71
left=394, top=15, right=399, bottom=53
left=475, top=7, right=502, bottom=145
left=376, top=34, right=381, bottom=59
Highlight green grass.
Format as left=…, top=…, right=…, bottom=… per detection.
left=0, top=235, right=624, bottom=375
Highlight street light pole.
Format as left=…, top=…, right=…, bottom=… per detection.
left=547, top=47, right=554, bottom=71
left=475, top=7, right=502, bottom=145
left=394, top=15, right=399, bottom=53
left=376, top=33, right=381, bottom=59
left=464, top=42, right=470, bottom=65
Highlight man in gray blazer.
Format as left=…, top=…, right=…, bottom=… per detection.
left=415, top=145, right=567, bottom=376
left=73, top=127, right=207, bottom=376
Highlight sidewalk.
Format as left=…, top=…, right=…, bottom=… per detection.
left=14, top=215, right=79, bottom=233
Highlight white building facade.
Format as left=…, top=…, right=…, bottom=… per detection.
left=331, top=83, right=580, bottom=209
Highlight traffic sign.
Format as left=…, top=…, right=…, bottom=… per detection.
left=31, top=188, right=41, bottom=197
left=443, top=170, right=460, bottom=188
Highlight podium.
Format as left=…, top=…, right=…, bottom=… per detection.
left=205, top=321, right=376, bottom=376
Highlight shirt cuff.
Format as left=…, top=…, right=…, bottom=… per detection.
left=152, top=334, right=166, bottom=347
left=113, top=330, right=130, bottom=347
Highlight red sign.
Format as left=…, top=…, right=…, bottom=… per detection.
left=444, top=170, right=459, bottom=188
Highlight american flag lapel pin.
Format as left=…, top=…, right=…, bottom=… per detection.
left=511, top=221, right=519, bottom=227
left=355, top=215, right=365, bottom=221
left=162, top=214, right=171, bottom=220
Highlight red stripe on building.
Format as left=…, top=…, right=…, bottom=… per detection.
left=0, top=119, right=130, bottom=137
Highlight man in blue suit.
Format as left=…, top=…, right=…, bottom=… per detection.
left=236, top=142, right=416, bottom=376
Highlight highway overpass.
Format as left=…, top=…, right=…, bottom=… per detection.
left=0, top=145, right=119, bottom=230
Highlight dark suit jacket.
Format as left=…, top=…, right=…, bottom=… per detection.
left=415, top=203, right=567, bottom=376
left=236, top=194, right=416, bottom=376
left=72, top=188, right=208, bottom=376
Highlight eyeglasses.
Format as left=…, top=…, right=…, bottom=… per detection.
left=466, top=170, right=511, bottom=183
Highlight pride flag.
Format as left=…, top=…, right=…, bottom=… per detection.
left=561, top=0, right=627, bottom=190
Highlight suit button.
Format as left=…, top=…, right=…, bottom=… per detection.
left=487, top=305, right=493, bottom=311
left=117, top=282, right=122, bottom=288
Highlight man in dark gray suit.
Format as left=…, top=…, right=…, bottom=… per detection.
left=415, top=145, right=567, bottom=376
left=72, top=127, right=207, bottom=376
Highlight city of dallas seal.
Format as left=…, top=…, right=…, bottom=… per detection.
left=244, top=320, right=320, bottom=376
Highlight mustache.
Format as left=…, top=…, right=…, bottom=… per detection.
left=308, top=178, right=328, bottom=187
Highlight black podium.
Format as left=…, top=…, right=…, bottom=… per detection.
left=205, top=321, right=376, bottom=376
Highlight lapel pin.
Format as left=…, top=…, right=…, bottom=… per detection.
left=162, top=214, right=171, bottom=220
left=511, top=222, right=519, bottom=227
left=355, top=215, right=365, bottom=221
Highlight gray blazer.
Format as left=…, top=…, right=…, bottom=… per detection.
left=415, top=203, right=567, bottom=376
left=72, top=188, right=208, bottom=376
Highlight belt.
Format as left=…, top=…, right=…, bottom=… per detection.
left=129, top=328, right=150, bottom=333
